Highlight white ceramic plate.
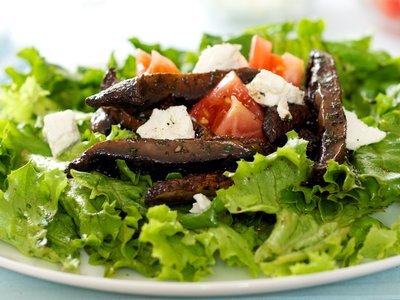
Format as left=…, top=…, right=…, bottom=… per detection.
left=0, top=230, right=400, bottom=297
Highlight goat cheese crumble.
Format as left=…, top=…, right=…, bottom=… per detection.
left=246, top=70, right=305, bottom=119
left=136, top=105, right=195, bottom=140
left=189, top=193, right=212, bottom=214
left=344, top=109, right=386, bottom=150
left=193, top=43, right=248, bottom=73
left=43, top=110, right=81, bottom=157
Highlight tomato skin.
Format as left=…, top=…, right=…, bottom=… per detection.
left=136, top=49, right=180, bottom=75
left=212, top=96, right=264, bottom=139
left=190, top=71, right=265, bottom=139
left=136, top=49, right=152, bottom=76
left=248, top=35, right=304, bottom=86
left=249, top=35, right=272, bottom=69
left=147, top=50, right=180, bottom=74
left=269, top=54, right=286, bottom=77
left=281, top=52, right=305, bottom=87
left=190, top=71, right=264, bottom=125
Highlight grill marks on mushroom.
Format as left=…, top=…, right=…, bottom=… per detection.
left=89, top=68, right=260, bottom=134
left=86, top=68, right=260, bottom=113
left=262, top=104, right=313, bottom=145
left=66, top=138, right=272, bottom=180
left=145, top=173, right=233, bottom=207
left=305, top=50, right=347, bottom=178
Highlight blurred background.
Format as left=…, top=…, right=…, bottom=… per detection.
left=0, top=0, right=399, bottom=74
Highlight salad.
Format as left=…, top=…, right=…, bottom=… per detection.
left=0, top=19, right=400, bottom=282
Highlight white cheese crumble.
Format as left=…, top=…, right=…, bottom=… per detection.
left=344, top=109, right=386, bottom=150
left=189, top=193, right=212, bottom=214
left=90, top=107, right=107, bottom=125
left=192, top=43, right=248, bottom=73
left=136, top=105, right=195, bottom=140
left=43, top=110, right=81, bottom=157
left=246, top=70, right=305, bottom=119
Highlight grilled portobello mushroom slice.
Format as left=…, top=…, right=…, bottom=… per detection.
left=305, top=50, right=347, bottom=178
left=91, top=68, right=144, bottom=134
left=85, top=68, right=259, bottom=113
left=145, top=173, right=233, bottom=206
left=90, top=107, right=145, bottom=134
left=100, top=68, right=118, bottom=90
left=262, top=104, right=313, bottom=145
left=66, top=137, right=272, bottom=179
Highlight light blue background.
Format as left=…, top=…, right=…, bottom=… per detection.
left=1, top=266, right=399, bottom=300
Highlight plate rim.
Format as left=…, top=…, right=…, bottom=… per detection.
left=1, top=252, right=400, bottom=297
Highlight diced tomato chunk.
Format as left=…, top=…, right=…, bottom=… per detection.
left=136, top=49, right=152, bottom=76
left=136, top=49, right=180, bottom=76
left=248, top=35, right=304, bottom=86
left=281, top=52, right=305, bottom=87
left=212, top=96, right=264, bottom=139
left=249, top=35, right=272, bottom=69
left=190, top=71, right=264, bottom=140
left=269, top=54, right=286, bottom=77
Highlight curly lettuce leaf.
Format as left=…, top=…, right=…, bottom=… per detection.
left=214, top=131, right=400, bottom=277
left=63, top=161, right=153, bottom=277
left=0, top=76, right=58, bottom=124
left=326, top=43, right=400, bottom=118
left=139, top=205, right=214, bottom=281
left=0, top=161, right=79, bottom=270
left=0, top=122, right=51, bottom=192
left=140, top=204, right=260, bottom=281
left=216, top=132, right=312, bottom=214
left=4, top=48, right=103, bottom=112
left=352, top=134, right=400, bottom=204
left=201, top=224, right=258, bottom=276
left=0, top=119, right=51, bottom=190
left=256, top=208, right=344, bottom=276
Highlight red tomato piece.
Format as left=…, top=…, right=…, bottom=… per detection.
left=147, top=50, right=180, bottom=74
left=136, top=49, right=152, bottom=76
left=281, top=52, right=305, bottom=87
left=136, top=49, right=180, bottom=76
left=374, top=0, right=400, bottom=18
left=190, top=71, right=264, bottom=139
left=269, top=54, right=286, bottom=77
left=190, top=71, right=264, bottom=126
left=248, top=35, right=304, bottom=86
left=212, top=96, right=264, bottom=139
left=248, top=35, right=272, bottom=69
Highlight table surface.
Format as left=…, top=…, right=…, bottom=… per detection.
left=1, top=0, right=400, bottom=299
left=1, top=266, right=400, bottom=300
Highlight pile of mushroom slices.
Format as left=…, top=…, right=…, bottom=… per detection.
left=67, top=50, right=348, bottom=207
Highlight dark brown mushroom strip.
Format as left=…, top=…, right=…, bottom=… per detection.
left=66, top=137, right=272, bottom=180
left=145, top=173, right=233, bottom=206
left=262, top=104, right=313, bottom=145
left=298, top=128, right=319, bottom=158
left=305, top=50, right=347, bottom=178
left=85, top=68, right=259, bottom=113
left=100, top=68, right=118, bottom=90
left=92, top=68, right=141, bottom=134
left=90, top=107, right=145, bottom=134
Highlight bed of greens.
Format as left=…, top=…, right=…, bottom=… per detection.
left=0, top=19, right=399, bottom=282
